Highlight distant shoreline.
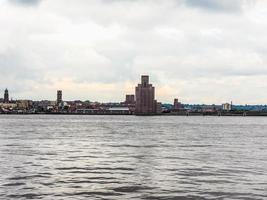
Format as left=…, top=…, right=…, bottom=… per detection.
left=1, top=111, right=267, bottom=117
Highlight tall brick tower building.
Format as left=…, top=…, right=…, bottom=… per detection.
left=135, top=75, right=157, bottom=115
left=57, top=90, right=62, bottom=105
left=4, top=88, right=9, bottom=103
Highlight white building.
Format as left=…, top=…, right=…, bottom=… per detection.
left=222, top=103, right=232, bottom=111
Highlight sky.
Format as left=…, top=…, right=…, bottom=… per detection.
left=1, top=0, right=267, bottom=104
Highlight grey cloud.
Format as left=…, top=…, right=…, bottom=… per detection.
left=9, top=0, right=42, bottom=6
left=184, top=0, right=248, bottom=12
left=0, top=48, right=45, bottom=83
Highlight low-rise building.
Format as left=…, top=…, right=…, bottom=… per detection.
left=0, top=103, right=17, bottom=109
left=222, top=103, right=232, bottom=111
left=17, top=100, right=32, bottom=110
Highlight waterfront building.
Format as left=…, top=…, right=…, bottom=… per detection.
left=57, top=90, right=62, bottom=105
left=135, top=75, right=157, bottom=115
left=108, top=107, right=131, bottom=115
left=16, top=100, right=32, bottom=110
left=173, top=98, right=182, bottom=110
left=0, top=102, right=17, bottom=109
left=4, top=89, right=9, bottom=103
left=222, top=103, right=232, bottom=111
left=125, top=94, right=135, bottom=104
left=123, top=94, right=136, bottom=112
left=76, top=107, right=131, bottom=115
left=33, top=100, right=56, bottom=112
left=155, top=101, right=162, bottom=114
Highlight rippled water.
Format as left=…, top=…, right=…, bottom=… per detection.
left=0, top=115, right=267, bottom=200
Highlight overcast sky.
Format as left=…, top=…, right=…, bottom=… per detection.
left=1, top=0, right=267, bottom=104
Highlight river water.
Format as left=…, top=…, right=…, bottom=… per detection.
left=0, top=115, right=266, bottom=200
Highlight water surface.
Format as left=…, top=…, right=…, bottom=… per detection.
left=0, top=115, right=266, bottom=199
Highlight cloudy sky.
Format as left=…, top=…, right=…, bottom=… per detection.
left=1, top=0, right=267, bottom=104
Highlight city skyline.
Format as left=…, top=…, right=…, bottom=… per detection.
left=2, top=76, right=267, bottom=106
left=1, top=0, right=267, bottom=104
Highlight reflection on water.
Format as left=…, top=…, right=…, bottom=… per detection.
left=0, top=115, right=267, bottom=200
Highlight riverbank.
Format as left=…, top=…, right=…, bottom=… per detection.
left=1, top=110, right=267, bottom=116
